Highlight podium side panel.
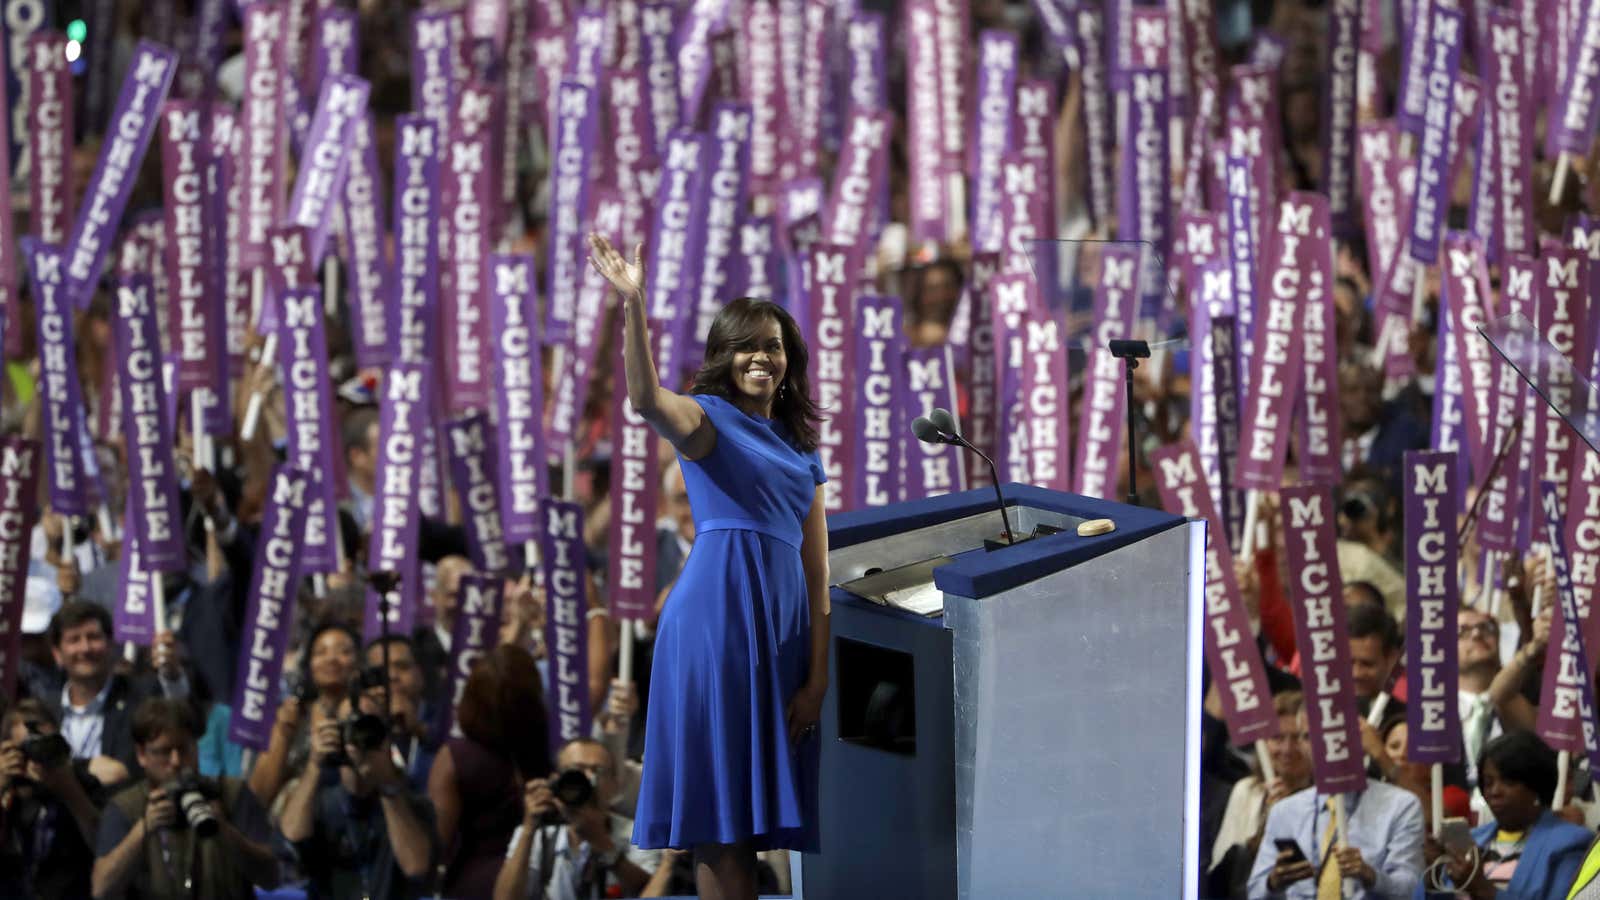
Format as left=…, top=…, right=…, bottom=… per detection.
left=946, top=522, right=1200, bottom=899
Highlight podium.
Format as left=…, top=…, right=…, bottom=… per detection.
left=798, top=484, right=1204, bottom=900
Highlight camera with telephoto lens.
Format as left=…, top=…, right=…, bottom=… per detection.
left=19, top=720, right=70, bottom=770
left=537, top=768, right=597, bottom=827
left=163, top=773, right=220, bottom=838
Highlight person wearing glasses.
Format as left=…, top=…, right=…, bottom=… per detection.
left=1207, top=691, right=1315, bottom=898
left=1456, top=607, right=1505, bottom=788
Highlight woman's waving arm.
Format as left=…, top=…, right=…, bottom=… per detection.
left=588, top=234, right=715, bottom=460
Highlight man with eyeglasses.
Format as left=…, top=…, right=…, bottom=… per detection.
left=1457, top=608, right=1504, bottom=787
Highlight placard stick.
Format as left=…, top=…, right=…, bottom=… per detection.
left=1431, top=763, right=1444, bottom=838
left=1255, top=743, right=1277, bottom=784
left=323, top=256, right=338, bottom=317
left=1239, top=490, right=1261, bottom=564
left=151, top=572, right=167, bottom=636
left=1410, top=259, right=1428, bottom=322
left=1551, top=153, right=1572, bottom=206
left=618, top=619, right=634, bottom=683
left=1556, top=750, right=1572, bottom=810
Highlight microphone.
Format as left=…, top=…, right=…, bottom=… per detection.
left=912, top=416, right=953, bottom=445
left=910, top=408, right=1017, bottom=546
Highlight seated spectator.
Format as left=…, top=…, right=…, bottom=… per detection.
left=92, top=697, right=278, bottom=899
left=1423, top=731, right=1591, bottom=900
left=363, top=635, right=438, bottom=789
left=429, top=644, right=554, bottom=898
left=20, top=600, right=189, bottom=782
left=277, top=690, right=437, bottom=899
left=1208, top=692, right=1314, bottom=899
left=494, top=737, right=669, bottom=899
left=249, top=622, right=360, bottom=808
left=1247, top=773, right=1424, bottom=898
left=0, top=699, right=110, bottom=897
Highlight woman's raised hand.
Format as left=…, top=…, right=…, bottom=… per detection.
left=588, top=233, right=646, bottom=300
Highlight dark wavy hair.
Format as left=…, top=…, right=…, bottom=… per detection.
left=457, top=644, right=553, bottom=779
left=688, top=297, right=821, bottom=451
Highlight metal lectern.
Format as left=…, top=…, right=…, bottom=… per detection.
left=797, top=484, right=1205, bottom=900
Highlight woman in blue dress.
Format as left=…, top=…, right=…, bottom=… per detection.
left=589, top=234, right=830, bottom=900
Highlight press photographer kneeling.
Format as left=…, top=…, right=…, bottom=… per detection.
left=278, top=664, right=436, bottom=899
left=0, top=699, right=107, bottom=896
left=495, top=737, right=667, bottom=899
left=92, top=697, right=278, bottom=899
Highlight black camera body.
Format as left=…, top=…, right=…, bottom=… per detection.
left=163, top=773, right=220, bottom=838
left=323, top=666, right=390, bottom=768
left=537, top=768, right=597, bottom=827
left=20, top=720, right=70, bottom=770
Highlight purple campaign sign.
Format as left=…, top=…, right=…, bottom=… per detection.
left=1323, top=0, right=1361, bottom=236
left=1534, top=249, right=1587, bottom=542
left=0, top=440, right=40, bottom=697
left=1224, top=154, right=1259, bottom=404
left=743, top=1, right=784, bottom=205
left=392, top=116, right=440, bottom=366
left=850, top=295, right=905, bottom=509
left=1403, top=451, right=1463, bottom=763
left=441, top=570, right=502, bottom=739
left=309, top=7, right=358, bottom=100
left=675, top=0, right=729, bottom=129
left=365, top=362, right=429, bottom=642
left=63, top=41, right=178, bottom=310
left=1538, top=481, right=1600, bottom=766
left=1234, top=194, right=1320, bottom=493
left=809, top=243, right=859, bottom=514
left=446, top=413, right=511, bottom=574
left=901, top=345, right=966, bottom=501
left=544, top=80, right=599, bottom=346
left=441, top=80, right=497, bottom=415
left=1295, top=209, right=1340, bottom=486
left=846, top=12, right=888, bottom=111
left=0, top=39, right=15, bottom=358
left=932, top=0, right=969, bottom=175
left=1441, top=234, right=1496, bottom=476
left=1407, top=2, right=1463, bottom=266
left=691, top=103, right=753, bottom=363
left=730, top=216, right=780, bottom=302
left=969, top=30, right=1017, bottom=255
left=645, top=132, right=712, bottom=382
left=962, top=255, right=1001, bottom=491
left=997, top=154, right=1048, bottom=274
left=904, top=0, right=946, bottom=243
left=1152, top=440, right=1279, bottom=746
left=1076, top=247, right=1141, bottom=498
left=287, top=74, right=368, bottom=263
left=823, top=107, right=890, bottom=251
left=28, top=31, right=74, bottom=245
left=639, top=3, right=680, bottom=154
left=113, top=517, right=155, bottom=649
left=277, top=287, right=341, bottom=573
left=1546, top=0, right=1600, bottom=158
left=228, top=466, right=310, bottom=751
left=1189, top=261, right=1229, bottom=513
left=25, top=241, right=89, bottom=517
left=240, top=3, right=288, bottom=270
left=159, top=100, right=217, bottom=392
left=607, top=69, right=660, bottom=232
left=113, top=279, right=185, bottom=572
left=412, top=11, right=457, bottom=158
left=490, top=254, right=548, bottom=546
left=1279, top=485, right=1369, bottom=794
left=1431, top=305, right=1469, bottom=487
left=344, top=114, right=390, bottom=370
left=1076, top=7, right=1115, bottom=232
left=556, top=192, right=628, bottom=460
left=989, top=275, right=1033, bottom=485
left=444, top=574, right=504, bottom=739
left=543, top=500, right=592, bottom=750
left=260, top=225, right=313, bottom=336
left=1014, top=291, right=1070, bottom=492
left=608, top=316, right=661, bottom=621
left=212, top=104, right=249, bottom=380
left=1486, top=11, right=1533, bottom=262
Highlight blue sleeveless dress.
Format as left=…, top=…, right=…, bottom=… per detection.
left=632, top=393, right=825, bottom=852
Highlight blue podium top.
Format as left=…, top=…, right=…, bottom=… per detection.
left=827, top=484, right=1183, bottom=600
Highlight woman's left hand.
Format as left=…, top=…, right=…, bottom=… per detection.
left=786, top=680, right=826, bottom=743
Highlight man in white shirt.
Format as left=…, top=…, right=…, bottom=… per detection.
left=1457, top=607, right=1503, bottom=778
left=1247, top=779, right=1424, bottom=899
left=495, top=738, right=670, bottom=899
left=23, top=602, right=190, bottom=783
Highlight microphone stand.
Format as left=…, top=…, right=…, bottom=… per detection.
left=1109, top=339, right=1151, bottom=508
left=948, top=433, right=1018, bottom=547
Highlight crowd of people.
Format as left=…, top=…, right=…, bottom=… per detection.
left=0, top=0, right=1599, bottom=898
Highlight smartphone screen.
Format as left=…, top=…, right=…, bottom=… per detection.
left=1274, top=838, right=1308, bottom=863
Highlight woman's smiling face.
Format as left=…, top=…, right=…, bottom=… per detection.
left=729, top=317, right=786, bottom=412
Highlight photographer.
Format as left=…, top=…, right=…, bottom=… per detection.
left=0, top=700, right=107, bottom=896
left=363, top=636, right=438, bottom=790
left=277, top=678, right=437, bottom=899
left=494, top=738, right=669, bottom=900
left=91, top=698, right=278, bottom=899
